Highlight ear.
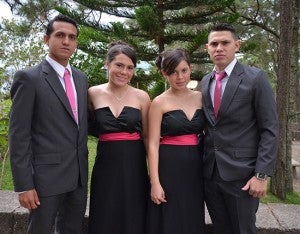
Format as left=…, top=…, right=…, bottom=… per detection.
left=105, top=61, right=109, bottom=69
left=161, top=71, right=168, bottom=79
left=235, top=40, right=241, bottom=52
left=43, top=35, right=49, bottom=45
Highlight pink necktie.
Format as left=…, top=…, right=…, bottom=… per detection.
left=63, top=68, right=78, bottom=123
left=214, top=71, right=226, bottom=118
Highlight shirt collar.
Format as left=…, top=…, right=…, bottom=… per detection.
left=46, top=55, right=72, bottom=79
left=213, top=58, right=237, bottom=78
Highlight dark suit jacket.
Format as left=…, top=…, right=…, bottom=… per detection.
left=201, top=62, right=279, bottom=181
left=9, top=60, right=89, bottom=197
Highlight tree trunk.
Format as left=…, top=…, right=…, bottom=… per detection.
left=287, top=0, right=300, bottom=191
left=156, top=0, right=165, bottom=53
left=293, top=1, right=300, bottom=124
left=270, top=0, right=295, bottom=199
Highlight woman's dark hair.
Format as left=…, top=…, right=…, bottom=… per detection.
left=155, top=48, right=190, bottom=76
left=46, top=14, right=79, bottom=37
left=106, top=41, right=137, bottom=67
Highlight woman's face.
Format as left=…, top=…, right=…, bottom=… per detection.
left=164, top=60, right=191, bottom=90
left=106, top=53, right=135, bottom=86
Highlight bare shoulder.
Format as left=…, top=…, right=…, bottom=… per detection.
left=132, top=87, right=150, bottom=102
left=151, top=91, right=168, bottom=107
left=88, top=84, right=106, bottom=96
left=191, top=90, right=202, bottom=99
left=189, top=90, right=202, bottom=108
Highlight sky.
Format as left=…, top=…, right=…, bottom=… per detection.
left=0, top=2, right=13, bottom=20
left=0, top=1, right=122, bottom=23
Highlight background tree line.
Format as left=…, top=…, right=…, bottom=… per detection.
left=0, top=0, right=299, bottom=199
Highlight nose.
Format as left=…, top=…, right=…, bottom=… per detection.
left=62, top=36, right=70, bottom=45
left=175, top=71, right=184, bottom=79
left=216, top=43, right=223, bottom=51
left=121, top=67, right=132, bottom=74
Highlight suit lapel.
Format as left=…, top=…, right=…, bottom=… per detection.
left=72, top=68, right=85, bottom=125
left=202, top=72, right=216, bottom=125
left=217, top=62, right=244, bottom=121
left=42, top=61, right=77, bottom=124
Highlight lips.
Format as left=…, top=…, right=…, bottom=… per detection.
left=176, top=81, right=186, bottom=86
left=116, top=76, right=128, bottom=82
left=215, top=54, right=225, bottom=59
left=61, top=48, right=70, bottom=51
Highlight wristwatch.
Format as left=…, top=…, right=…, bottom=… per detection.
left=255, top=172, right=268, bottom=181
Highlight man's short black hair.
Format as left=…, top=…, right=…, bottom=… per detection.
left=209, top=23, right=238, bottom=40
left=46, top=14, right=78, bottom=37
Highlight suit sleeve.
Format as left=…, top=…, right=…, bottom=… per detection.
left=253, top=70, right=279, bottom=176
left=9, top=70, right=36, bottom=192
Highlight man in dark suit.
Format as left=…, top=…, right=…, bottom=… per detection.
left=9, top=15, right=88, bottom=234
left=200, top=23, right=279, bottom=234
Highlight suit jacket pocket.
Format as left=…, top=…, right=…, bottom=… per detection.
left=232, top=94, right=251, bottom=102
left=234, top=149, right=257, bottom=158
left=33, top=153, right=62, bottom=165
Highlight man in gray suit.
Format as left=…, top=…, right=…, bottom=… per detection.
left=9, top=15, right=88, bottom=234
left=201, top=23, right=279, bottom=234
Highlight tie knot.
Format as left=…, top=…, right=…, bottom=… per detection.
left=215, top=71, right=226, bottom=81
left=64, top=68, right=70, bottom=77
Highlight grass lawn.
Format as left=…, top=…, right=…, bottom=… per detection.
left=1, top=138, right=300, bottom=204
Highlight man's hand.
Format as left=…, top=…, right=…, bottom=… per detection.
left=241, top=176, right=267, bottom=198
left=19, top=189, right=40, bottom=210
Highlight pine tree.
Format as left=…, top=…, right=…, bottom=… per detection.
left=57, top=0, right=236, bottom=89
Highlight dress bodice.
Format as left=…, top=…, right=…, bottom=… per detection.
left=161, top=109, right=205, bottom=136
left=95, top=106, right=142, bottom=134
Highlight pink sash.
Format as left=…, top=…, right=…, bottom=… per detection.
left=160, top=134, right=198, bottom=145
left=99, top=132, right=141, bottom=141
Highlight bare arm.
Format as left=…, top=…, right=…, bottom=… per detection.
left=139, top=90, right=151, bottom=148
left=147, top=98, right=167, bottom=205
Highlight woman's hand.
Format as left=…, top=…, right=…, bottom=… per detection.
left=150, top=182, right=167, bottom=205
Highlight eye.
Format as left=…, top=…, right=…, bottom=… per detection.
left=210, top=42, right=218, bottom=47
left=56, top=33, right=64, bottom=38
left=222, top=41, right=230, bottom=46
left=69, top=35, right=77, bottom=41
left=170, top=71, right=176, bottom=76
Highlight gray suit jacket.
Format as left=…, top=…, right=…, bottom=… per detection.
left=201, top=62, right=279, bottom=181
left=9, top=60, right=89, bottom=197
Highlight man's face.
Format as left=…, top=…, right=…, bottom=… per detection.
left=206, top=30, right=240, bottom=71
left=44, top=21, right=78, bottom=66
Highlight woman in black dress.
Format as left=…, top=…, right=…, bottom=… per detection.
left=146, top=49, right=205, bottom=234
left=88, top=41, right=150, bottom=234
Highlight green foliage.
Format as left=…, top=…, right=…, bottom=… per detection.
left=0, top=98, right=11, bottom=190
left=0, top=99, right=11, bottom=158
left=148, top=78, right=166, bottom=100
left=0, top=158, right=13, bottom=190
left=135, top=5, right=160, bottom=39
left=0, top=19, right=47, bottom=94
left=87, top=137, right=97, bottom=193
left=70, top=51, right=107, bottom=87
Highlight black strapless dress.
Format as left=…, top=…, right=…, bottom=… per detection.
left=146, top=109, right=206, bottom=234
left=88, top=106, right=149, bottom=234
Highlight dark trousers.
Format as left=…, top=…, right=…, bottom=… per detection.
left=27, top=186, right=87, bottom=234
left=204, top=168, right=259, bottom=234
